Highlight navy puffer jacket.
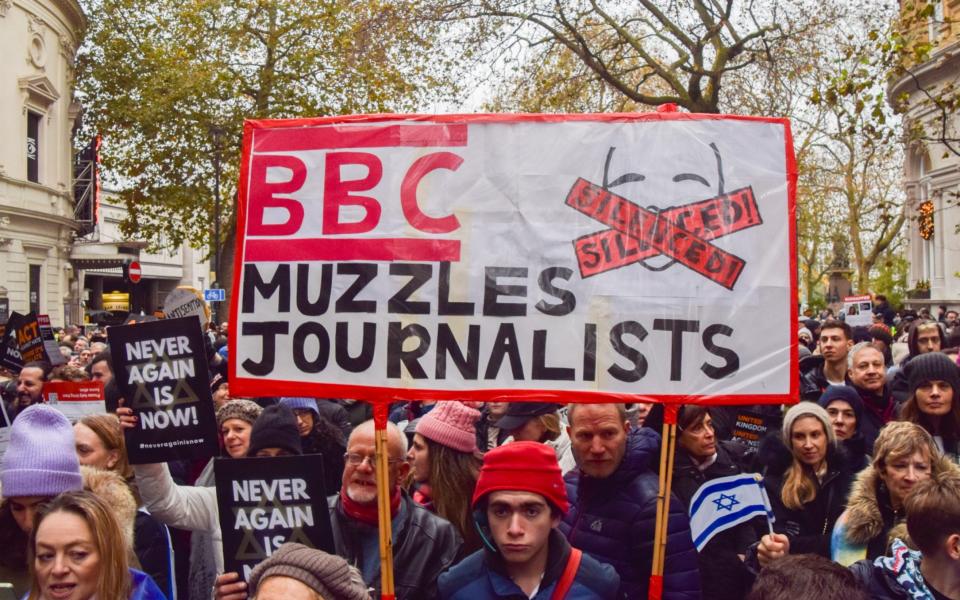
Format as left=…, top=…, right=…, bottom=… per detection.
left=438, top=529, right=619, bottom=599
left=559, top=428, right=701, bottom=600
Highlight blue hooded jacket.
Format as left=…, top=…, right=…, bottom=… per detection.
left=559, top=427, right=701, bottom=599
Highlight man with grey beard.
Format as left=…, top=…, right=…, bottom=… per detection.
left=328, top=419, right=461, bottom=600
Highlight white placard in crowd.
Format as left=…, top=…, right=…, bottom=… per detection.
left=230, top=114, right=797, bottom=404
left=843, top=294, right=873, bottom=328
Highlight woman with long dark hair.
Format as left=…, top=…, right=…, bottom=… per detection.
left=899, top=352, right=960, bottom=462
left=407, top=401, right=483, bottom=554
left=672, top=405, right=759, bottom=600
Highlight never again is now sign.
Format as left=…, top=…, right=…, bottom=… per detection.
left=109, top=316, right=219, bottom=463
left=229, top=113, right=798, bottom=405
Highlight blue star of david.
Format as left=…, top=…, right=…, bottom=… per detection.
left=712, top=493, right=739, bottom=512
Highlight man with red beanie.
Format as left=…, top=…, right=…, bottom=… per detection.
left=438, top=441, right=619, bottom=599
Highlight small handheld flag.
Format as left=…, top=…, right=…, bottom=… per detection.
left=688, top=473, right=774, bottom=551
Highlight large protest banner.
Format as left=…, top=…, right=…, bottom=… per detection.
left=108, top=316, right=219, bottom=463
left=215, top=454, right=334, bottom=580
left=229, top=113, right=797, bottom=405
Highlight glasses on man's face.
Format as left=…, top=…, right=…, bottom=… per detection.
left=343, top=453, right=402, bottom=469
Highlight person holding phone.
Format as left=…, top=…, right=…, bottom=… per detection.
left=438, top=441, right=619, bottom=599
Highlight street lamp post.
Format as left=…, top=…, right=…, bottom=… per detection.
left=210, top=125, right=224, bottom=324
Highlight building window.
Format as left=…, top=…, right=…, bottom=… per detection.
left=929, top=0, right=944, bottom=43
left=26, top=111, right=40, bottom=183
left=29, top=264, right=41, bottom=314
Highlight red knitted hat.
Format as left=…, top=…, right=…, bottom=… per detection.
left=416, top=401, right=480, bottom=453
left=472, top=441, right=569, bottom=515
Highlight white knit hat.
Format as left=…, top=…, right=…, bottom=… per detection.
left=782, top=401, right=836, bottom=447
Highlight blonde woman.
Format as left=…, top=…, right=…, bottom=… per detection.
left=756, top=403, right=858, bottom=565
left=73, top=414, right=175, bottom=599
left=831, top=421, right=959, bottom=565
left=27, top=490, right=165, bottom=600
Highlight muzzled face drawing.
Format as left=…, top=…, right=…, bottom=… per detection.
left=600, top=141, right=728, bottom=272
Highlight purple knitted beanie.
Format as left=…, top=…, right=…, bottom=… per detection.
left=1, top=404, right=83, bottom=497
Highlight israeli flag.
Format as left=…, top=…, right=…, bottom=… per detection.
left=688, top=473, right=773, bottom=552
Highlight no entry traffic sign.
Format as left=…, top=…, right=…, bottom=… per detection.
left=128, top=261, right=142, bottom=284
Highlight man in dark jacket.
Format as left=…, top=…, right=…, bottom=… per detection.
left=329, top=419, right=462, bottom=600
left=850, top=470, right=960, bottom=599
left=560, top=403, right=701, bottom=599
left=800, top=320, right=853, bottom=402
left=438, top=441, right=619, bottom=599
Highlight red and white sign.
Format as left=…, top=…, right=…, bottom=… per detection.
left=43, top=380, right=106, bottom=420
left=230, top=113, right=798, bottom=405
left=128, top=261, right=142, bottom=284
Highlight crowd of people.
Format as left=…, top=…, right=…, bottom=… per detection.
left=3, top=307, right=960, bottom=599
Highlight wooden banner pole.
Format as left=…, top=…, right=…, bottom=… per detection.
left=648, top=404, right=679, bottom=600
left=373, top=404, right=396, bottom=600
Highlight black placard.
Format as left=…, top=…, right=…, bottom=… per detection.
left=38, top=315, right=66, bottom=366
left=108, top=316, right=218, bottom=463
left=16, top=312, right=44, bottom=364
left=730, top=408, right=782, bottom=450
left=215, top=454, right=334, bottom=580
left=0, top=312, right=25, bottom=373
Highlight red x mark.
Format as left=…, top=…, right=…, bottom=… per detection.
left=566, top=179, right=763, bottom=290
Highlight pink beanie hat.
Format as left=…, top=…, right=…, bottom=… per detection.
left=416, top=401, right=480, bottom=453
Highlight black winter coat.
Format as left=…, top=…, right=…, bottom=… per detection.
left=134, top=510, right=175, bottom=600
left=300, top=417, right=347, bottom=495
left=672, top=441, right=761, bottom=600
left=328, top=492, right=462, bottom=600
left=850, top=383, right=896, bottom=452
left=799, top=355, right=830, bottom=402
left=759, top=435, right=858, bottom=558
left=560, top=428, right=701, bottom=600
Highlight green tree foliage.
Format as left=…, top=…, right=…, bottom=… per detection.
left=871, top=254, right=909, bottom=309
left=77, top=0, right=459, bottom=253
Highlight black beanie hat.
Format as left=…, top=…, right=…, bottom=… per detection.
left=247, top=404, right=303, bottom=457
left=906, top=352, right=960, bottom=398
left=817, top=385, right=864, bottom=429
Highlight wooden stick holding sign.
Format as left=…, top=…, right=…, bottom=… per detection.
left=649, top=404, right=679, bottom=600
left=374, top=404, right=396, bottom=600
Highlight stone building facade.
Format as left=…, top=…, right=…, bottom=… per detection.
left=0, top=0, right=209, bottom=327
left=0, top=0, right=85, bottom=326
left=890, top=0, right=960, bottom=308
